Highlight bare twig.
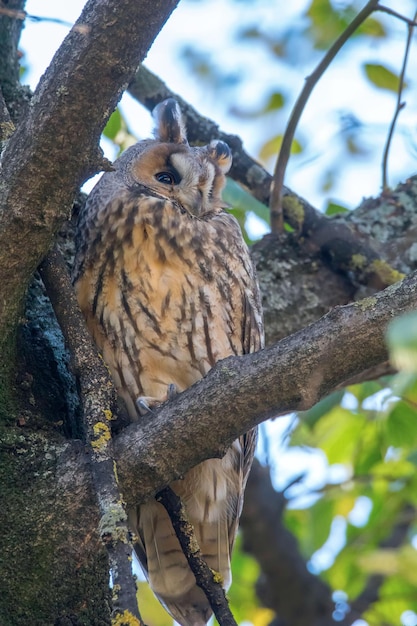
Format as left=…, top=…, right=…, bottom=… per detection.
left=269, top=0, right=380, bottom=234
left=156, top=486, right=238, bottom=626
left=38, top=245, right=143, bottom=626
left=0, top=5, right=79, bottom=28
left=377, top=5, right=417, bottom=27
left=381, top=8, right=417, bottom=189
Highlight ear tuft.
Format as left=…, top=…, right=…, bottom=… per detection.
left=207, top=140, right=232, bottom=173
left=153, top=98, right=188, bottom=145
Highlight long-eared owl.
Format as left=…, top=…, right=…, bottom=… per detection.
left=73, top=98, right=264, bottom=626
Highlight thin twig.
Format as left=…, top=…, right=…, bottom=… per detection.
left=269, top=0, right=380, bottom=234
left=156, top=486, right=238, bottom=626
left=39, top=245, right=143, bottom=626
left=0, top=7, right=90, bottom=33
left=381, top=8, right=417, bottom=189
left=377, top=5, right=417, bottom=27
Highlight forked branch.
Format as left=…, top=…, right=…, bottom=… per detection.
left=268, top=0, right=380, bottom=233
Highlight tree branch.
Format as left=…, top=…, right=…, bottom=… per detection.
left=39, top=246, right=142, bottom=624
left=0, top=85, right=14, bottom=146
left=268, top=0, right=380, bottom=233
left=113, top=270, right=417, bottom=506
left=0, top=0, right=26, bottom=110
left=0, top=0, right=179, bottom=371
left=381, top=8, right=417, bottom=189
left=376, top=5, right=417, bottom=27
left=156, top=487, right=238, bottom=626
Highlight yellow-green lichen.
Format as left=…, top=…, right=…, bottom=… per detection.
left=210, top=568, right=224, bottom=585
left=98, top=502, right=128, bottom=543
left=369, top=259, right=405, bottom=286
left=0, top=120, right=15, bottom=141
left=350, top=253, right=367, bottom=270
left=91, top=421, right=111, bottom=450
left=112, top=610, right=142, bottom=626
left=113, top=459, right=119, bottom=484
left=103, top=408, right=115, bottom=421
left=354, top=296, right=377, bottom=311
left=282, top=195, right=305, bottom=229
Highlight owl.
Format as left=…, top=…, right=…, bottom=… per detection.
left=73, top=98, right=264, bottom=626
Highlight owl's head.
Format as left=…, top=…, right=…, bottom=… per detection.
left=120, top=99, right=232, bottom=216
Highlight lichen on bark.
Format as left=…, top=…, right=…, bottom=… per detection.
left=0, top=430, right=111, bottom=626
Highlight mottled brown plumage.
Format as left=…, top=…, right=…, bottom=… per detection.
left=73, top=99, right=264, bottom=626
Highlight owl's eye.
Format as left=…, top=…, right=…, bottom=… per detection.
left=155, top=171, right=179, bottom=185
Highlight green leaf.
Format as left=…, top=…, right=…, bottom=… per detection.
left=262, top=91, right=285, bottom=113
left=371, top=458, right=415, bottom=481
left=259, top=134, right=303, bottom=161
left=223, top=178, right=270, bottom=225
left=137, top=581, right=173, bottom=626
left=103, top=108, right=123, bottom=141
left=359, top=546, right=417, bottom=585
left=353, top=422, right=385, bottom=476
left=323, top=545, right=367, bottom=597
left=363, top=63, right=406, bottom=93
left=306, top=497, right=335, bottom=552
left=300, top=390, right=345, bottom=428
left=306, top=0, right=355, bottom=49
left=348, top=381, right=383, bottom=404
left=325, top=201, right=350, bottom=216
left=228, top=535, right=276, bottom=625
left=387, top=400, right=417, bottom=448
left=308, top=406, right=366, bottom=464
left=357, top=17, right=386, bottom=38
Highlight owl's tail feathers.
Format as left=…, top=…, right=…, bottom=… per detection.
left=131, top=499, right=232, bottom=626
left=161, top=589, right=212, bottom=626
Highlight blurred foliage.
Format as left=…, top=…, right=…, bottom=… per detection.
left=284, top=310, right=417, bottom=626
left=363, top=62, right=407, bottom=93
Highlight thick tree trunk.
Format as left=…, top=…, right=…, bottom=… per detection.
left=0, top=433, right=109, bottom=626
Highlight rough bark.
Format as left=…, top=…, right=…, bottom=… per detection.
left=0, top=433, right=111, bottom=626
left=0, top=1, right=179, bottom=622
left=0, top=0, right=179, bottom=387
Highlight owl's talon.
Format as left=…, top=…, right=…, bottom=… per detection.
left=137, top=384, right=177, bottom=415
left=167, top=383, right=178, bottom=401
left=136, top=397, right=154, bottom=416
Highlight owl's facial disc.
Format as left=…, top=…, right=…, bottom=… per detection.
left=131, top=143, right=227, bottom=216
left=167, top=151, right=219, bottom=216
